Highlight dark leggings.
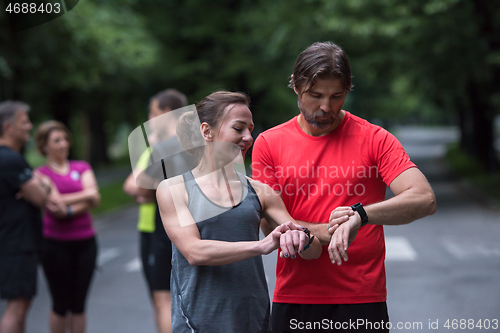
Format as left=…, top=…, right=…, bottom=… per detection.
left=42, top=237, right=97, bottom=316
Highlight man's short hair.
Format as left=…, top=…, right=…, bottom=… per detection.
left=150, top=89, right=188, bottom=112
left=290, top=41, right=353, bottom=94
left=0, top=101, right=30, bottom=137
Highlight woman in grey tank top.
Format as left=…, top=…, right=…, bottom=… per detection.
left=156, top=91, right=321, bottom=333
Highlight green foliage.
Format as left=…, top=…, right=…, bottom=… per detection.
left=446, top=143, right=500, bottom=203
left=59, top=0, right=159, bottom=90
left=1, top=0, right=499, bottom=168
left=24, top=141, right=45, bottom=169
left=91, top=180, right=134, bottom=216
left=446, top=143, right=484, bottom=175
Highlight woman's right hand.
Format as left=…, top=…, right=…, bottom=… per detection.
left=259, top=222, right=305, bottom=255
left=260, top=229, right=283, bottom=255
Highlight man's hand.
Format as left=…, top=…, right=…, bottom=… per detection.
left=328, top=213, right=361, bottom=265
left=327, top=206, right=354, bottom=234
left=134, top=190, right=156, bottom=204
left=33, top=170, right=52, bottom=194
left=46, top=199, right=68, bottom=219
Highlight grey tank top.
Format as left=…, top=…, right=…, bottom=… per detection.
left=171, top=171, right=271, bottom=333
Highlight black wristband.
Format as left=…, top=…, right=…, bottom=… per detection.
left=303, top=228, right=315, bottom=250
left=66, top=206, right=73, bottom=218
left=351, top=202, right=369, bottom=227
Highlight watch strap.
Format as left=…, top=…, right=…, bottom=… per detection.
left=303, top=228, right=314, bottom=250
left=351, top=202, right=368, bottom=227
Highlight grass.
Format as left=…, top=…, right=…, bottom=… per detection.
left=445, top=143, right=500, bottom=205
left=91, top=179, right=135, bottom=216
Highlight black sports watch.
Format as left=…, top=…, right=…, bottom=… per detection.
left=303, top=228, right=315, bottom=250
left=351, top=202, right=369, bottom=227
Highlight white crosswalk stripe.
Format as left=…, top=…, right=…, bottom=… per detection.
left=385, top=236, right=418, bottom=261
left=441, top=236, right=500, bottom=259
left=125, top=257, right=142, bottom=272
left=100, top=237, right=420, bottom=273
left=97, top=248, right=121, bottom=266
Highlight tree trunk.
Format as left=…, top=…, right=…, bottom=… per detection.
left=86, top=93, right=110, bottom=166
left=50, top=91, right=72, bottom=126
left=468, top=82, right=498, bottom=172
left=458, top=101, right=474, bottom=155
left=468, top=0, right=500, bottom=172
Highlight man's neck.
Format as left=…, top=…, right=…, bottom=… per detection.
left=0, top=138, right=20, bottom=152
left=296, top=110, right=345, bottom=137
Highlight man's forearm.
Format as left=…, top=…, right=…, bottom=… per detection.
left=360, top=167, right=436, bottom=226
left=364, top=187, right=436, bottom=226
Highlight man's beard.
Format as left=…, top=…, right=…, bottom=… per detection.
left=298, top=103, right=336, bottom=130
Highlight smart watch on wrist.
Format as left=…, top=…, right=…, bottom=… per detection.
left=66, top=206, right=73, bottom=218
left=351, top=202, right=369, bottom=227
left=302, top=228, right=315, bottom=250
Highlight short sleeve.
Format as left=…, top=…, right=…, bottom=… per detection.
left=75, top=160, right=92, bottom=174
left=252, top=134, right=280, bottom=191
left=0, top=153, right=33, bottom=193
left=372, top=128, right=416, bottom=186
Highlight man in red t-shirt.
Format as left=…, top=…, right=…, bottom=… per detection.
left=252, top=42, right=436, bottom=332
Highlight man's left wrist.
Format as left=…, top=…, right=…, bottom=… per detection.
left=351, top=202, right=369, bottom=227
left=351, top=211, right=362, bottom=228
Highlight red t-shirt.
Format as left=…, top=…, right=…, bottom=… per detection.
left=252, top=111, right=416, bottom=304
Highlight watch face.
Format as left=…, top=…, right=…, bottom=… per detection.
left=351, top=203, right=362, bottom=210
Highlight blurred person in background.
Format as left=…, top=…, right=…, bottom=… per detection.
left=0, top=101, right=52, bottom=333
left=35, top=120, right=100, bottom=333
left=123, top=89, right=188, bottom=333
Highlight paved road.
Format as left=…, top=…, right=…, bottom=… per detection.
left=2, top=126, right=499, bottom=332
left=384, top=127, right=500, bottom=331
left=8, top=207, right=157, bottom=333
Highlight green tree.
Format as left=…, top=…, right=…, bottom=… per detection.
left=317, top=0, right=499, bottom=171
left=0, top=0, right=160, bottom=165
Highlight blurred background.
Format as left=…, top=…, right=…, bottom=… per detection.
left=1, top=0, right=498, bottom=171
left=1, top=0, right=500, bottom=332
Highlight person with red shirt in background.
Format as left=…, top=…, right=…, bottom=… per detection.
left=252, top=42, right=436, bottom=332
